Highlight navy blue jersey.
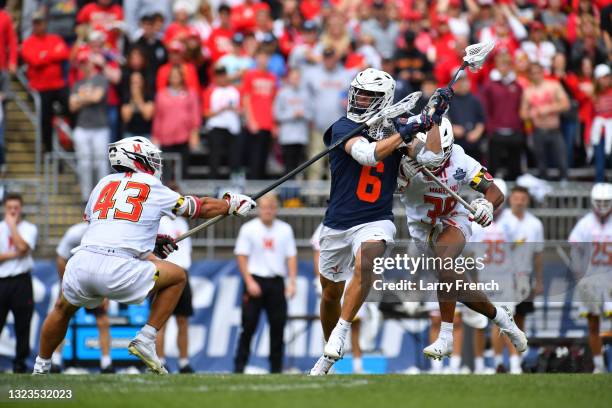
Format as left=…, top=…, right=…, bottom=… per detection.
left=323, top=117, right=402, bottom=230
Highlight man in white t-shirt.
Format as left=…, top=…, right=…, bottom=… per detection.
left=234, top=193, right=297, bottom=373
left=155, top=183, right=194, bottom=373
left=0, top=193, right=38, bottom=373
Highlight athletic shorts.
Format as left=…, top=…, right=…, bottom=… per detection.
left=319, top=220, right=396, bottom=283
left=408, top=213, right=472, bottom=246
left=63, top=248, right=157, bottom=309
left=576, top=275, right=612, bottom=316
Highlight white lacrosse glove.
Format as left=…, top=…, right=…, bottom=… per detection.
left=469, top=197, right=494, bottom=227
left=223, top=192, right=256, bottom=217
left=397, top=156, right=422, bottom=191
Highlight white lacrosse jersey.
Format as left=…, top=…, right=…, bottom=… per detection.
left=401, top=144, right=482, bottom=225
left=56, top=222, right=88, bottom=259
left=503, top=209, right=544, bottom=276
left=569, top=212, right=612, bottom=273
left=470, top=212, right=516, bottom=298
left=234, top=218, right=297, bottom=278
left=80, top=172, right=182, bottom=256
left=158, top=216, right=192, bottom=270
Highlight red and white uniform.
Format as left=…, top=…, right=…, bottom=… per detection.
left=503, top=209, right=544, bottom=301
left=401, top=144, right=482, bottom=243
left=62, top=172, right=191, bottom=309
left=470, top=212, right=517, bottom=310
left=568, top=213, right=612, bottom=316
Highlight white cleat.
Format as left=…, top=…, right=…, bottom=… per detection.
left=309, top=355, right=337, bottom=376
left=128, top=339, right=168, bottom=375
left=423, top=337, right=453, bottom=360
left=497, top=307, right=528, bottom=353
left=323, top=331, right=346, bottom=360
left=32, top=357, right=51, bottom=375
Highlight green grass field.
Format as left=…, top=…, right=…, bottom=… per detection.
left=0, top=374, right=610, bottom=408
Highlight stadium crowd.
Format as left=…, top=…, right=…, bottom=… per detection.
left=0, top=0, right=610, bottom=186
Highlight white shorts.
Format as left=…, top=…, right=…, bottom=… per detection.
left=408, top=213, right=472, bottom=245
left=319, top=220, right=396, bottom=283
left=62, top=248, right=157, bottom=309
left=576, top=275, right=612, bottom=316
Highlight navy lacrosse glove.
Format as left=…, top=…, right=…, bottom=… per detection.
left=154, top=234, right=178, bottom=259
left=394, top=113, right=434, bottom=143
left=428, top=87, right=454, bottom=124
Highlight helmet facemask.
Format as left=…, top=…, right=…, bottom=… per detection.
left=592, top=198, right=612, bottom=219
left=348, top=87, right=387, bottom=122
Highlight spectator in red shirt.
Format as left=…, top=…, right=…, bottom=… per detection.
left=0, top=6, right=17, bottom=76
left=162, top=1, right=195, bottom=45
left=242, top=47, right=277, bottom=179
left=231, top=0, right=270, bottom=33
left=153, top=65, right=201, bottom=177
left=480, top=51, right=525, bottom=181
left=21, top=11, right=70, bottom=153
left=207, top=4, right=235, bottom=63
left=76, top=0, right=124, bottom=50
left=156, top=41, right=200, bottom=94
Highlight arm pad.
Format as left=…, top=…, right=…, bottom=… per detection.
left=415, top=141, right=445, bottom=168
left=350, top=137, right=379, bottom=166
left=174, top=195, right=202, bottom=219
left=469, top=167, right=494, bottom=193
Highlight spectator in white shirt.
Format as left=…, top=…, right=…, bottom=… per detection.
left=234, top=193, right=297, bottom=373
left=0, top=193, right=38, bottom=373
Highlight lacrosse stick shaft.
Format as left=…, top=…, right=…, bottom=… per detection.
left=175, top=122, right=369, bottom=242
left=420, top=167, right=475, bottom=213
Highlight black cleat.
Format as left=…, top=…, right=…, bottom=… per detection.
left=50, top=364, right=63, bottom=374
left=179, top=365, right=195, bottom=374
left=101, top=365, right=116, bottom=374
left=13, top=360, right=28, bottom=373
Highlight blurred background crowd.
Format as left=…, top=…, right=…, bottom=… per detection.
left=0, top=0, right=611, bottom=189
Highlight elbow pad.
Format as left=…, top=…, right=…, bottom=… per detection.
left=350, top=137, right=379, bottom=166
left=416, top=148, right=444, bottom=168
left=173, top=195, right=202, bottom=219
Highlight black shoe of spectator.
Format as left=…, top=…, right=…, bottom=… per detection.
left=101, top=365, right=116, bottom=374
left=179, top=365, right=195, bottom=374
left=496, top=363, right=507, bottom=374
left=13, top=360, right=28, bottom=373
left=50, top=364, right=63, bottom=374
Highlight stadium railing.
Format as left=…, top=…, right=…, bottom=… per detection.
left=15, top=66, right=42, bottom=176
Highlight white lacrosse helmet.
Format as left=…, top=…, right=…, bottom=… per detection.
left=415, top=117, right=454, bottom=172
left=108, top=136, right=163, bottom=179
left=347, top=68, right=395, bottom=123
left=591, top=183, right=612, bottom=218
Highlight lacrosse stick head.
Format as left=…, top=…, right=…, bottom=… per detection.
left=463, top=41, right=495, bottom=73
left=367, top=91, right=422, bottom=140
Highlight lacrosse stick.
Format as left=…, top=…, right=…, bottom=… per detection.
left=176, top=91, right=423, bottom=242
left=418, top=41, right=496, bottom=214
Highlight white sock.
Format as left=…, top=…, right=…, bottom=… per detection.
left=494, top=354, right=504, bottom=367
left=35, top=356, right=51, bottom=365
left=509, top=355, right=521, bottom=372
left=431, top=359, right=443, bottom=371
left=100, top=354, right=112, bottom=369
left=179, top=358, right=189, bottom=368
left=474, top=356, right=485, bottom=372
left=450, top=355, right=461, bottom=370
left=34, top=356, right=52, bottom=373
left=335, top=319, right=352, bottom=338
left=138, top=324, right=158, bottom=341
left=439, top=321, right=454, bottom=341
left=492, top=306, right=509, bottom=327
left=353, top=356, right=363, bottom=373
left=159, top=357, right=166, bottom=365
left=593, top=354, right=604, bottom=370
left=51, top=351, right=63, bottom=366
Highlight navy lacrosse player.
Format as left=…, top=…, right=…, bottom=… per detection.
left=310, top=68, right=452, bottom=375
